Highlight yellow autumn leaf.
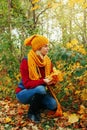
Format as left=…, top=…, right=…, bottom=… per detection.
left=75, top=90, right=81, bottom=95
left=15, top=73, right=21, bottom=81
left=75, top=0, right=81, bottom=2
left=66, top=39, right=86, bottom=55
left=32, top=0, right=40, bottom=4
left=78, top=0, right=84, bottom=4
left=31, top=5, right=40, bottom=11
left=5, top=117, right=12, bottom=123
left=47, top=68, right=63, bottom=83
left=63, top=112, right=69, bottom=117
left=78, top=105, right=85, bottom=114
left=52, top=3, right=59, bottom=9
left=66, top=42, right=72, bottom=48
left=68, top=114, right=79, bottom=123
left=71, top=39, right=78, bottom=45
left=64, top=88, right=69, bottom=95
left=53, top=68, right=64, bottom=82
left=68, top=1, right=75, bottom=8
left=82, top=3, right=87, bottom=9
left=81, top=89, right=87, bottom=100
left=47, top=2, right=52, bottom=8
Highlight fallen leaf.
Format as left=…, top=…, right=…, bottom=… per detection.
left=17, top=107, right=24, bottom=115
left=78, top=105, right=85, bottom=114
left=68, top=114, right=79, bottom=123
left=5, top=117, right=12, bottom=123
left=81, top=89, right=87, bottom=100
left=63, top=112, right=69, bottom=117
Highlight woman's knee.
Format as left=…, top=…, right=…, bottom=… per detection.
left=51, top=99, right=57, bottom=110
left=43, top=95, right=57, bottom=110
left=36, top=85, right=46, bottom=94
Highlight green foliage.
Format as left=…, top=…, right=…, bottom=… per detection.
left=0, top=0, right=41, bottom=99
left=73, top=67, right=86, bottom=77
left=42, top=119, right=56, bottom=130
left=48, top=42, right=87, bottom=109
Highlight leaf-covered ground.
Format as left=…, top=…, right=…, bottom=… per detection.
left=0, top=98, right=87, bottom=130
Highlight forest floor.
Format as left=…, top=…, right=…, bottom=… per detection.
left=0, top=98, right=87, bottom=130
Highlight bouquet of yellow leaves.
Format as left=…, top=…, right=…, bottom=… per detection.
left=47, top=67, right=63, bottom=83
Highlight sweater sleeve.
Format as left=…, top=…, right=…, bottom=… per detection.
left=20, top=58, right=45, bottom=89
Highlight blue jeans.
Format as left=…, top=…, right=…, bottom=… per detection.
left=16, top=85, right=57, bottom=110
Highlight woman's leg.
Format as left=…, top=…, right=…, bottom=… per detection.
left=16, top=85, right=46, bottom=104
left=42, top=94, right=57, bottom=110
left=16, top=85, right=47, bottom=123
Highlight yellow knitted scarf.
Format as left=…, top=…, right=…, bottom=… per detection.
left=28, top=50, right=51, bottom=80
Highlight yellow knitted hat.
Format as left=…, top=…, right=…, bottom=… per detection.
left=24, top=34, right=49, bottom=51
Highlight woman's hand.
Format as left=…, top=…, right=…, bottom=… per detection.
left=43, top=78, right=54, bottom=85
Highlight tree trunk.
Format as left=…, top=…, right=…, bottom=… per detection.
left=7, top=0, right=13, bottom=51
left=69, top=8, right=73, bottom=42
left=83, top=3, right=87, bottom=44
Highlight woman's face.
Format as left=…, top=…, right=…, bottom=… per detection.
left=40, top=44, right=49, bottom=56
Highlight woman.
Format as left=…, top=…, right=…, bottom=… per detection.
left=15, top=34, right=57, bottom=123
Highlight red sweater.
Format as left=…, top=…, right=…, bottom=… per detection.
left=16, top=58, right=52, bottom=93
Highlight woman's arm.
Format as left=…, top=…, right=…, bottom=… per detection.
left=20, top=58, right=45, bottom=89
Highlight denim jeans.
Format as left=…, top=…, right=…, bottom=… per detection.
left=16, top=85, right=57, bottom=110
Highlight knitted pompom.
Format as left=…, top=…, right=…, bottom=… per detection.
left=24, top=34, right=49, bottom=51
left=24, top=35, right=37, bottom=46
